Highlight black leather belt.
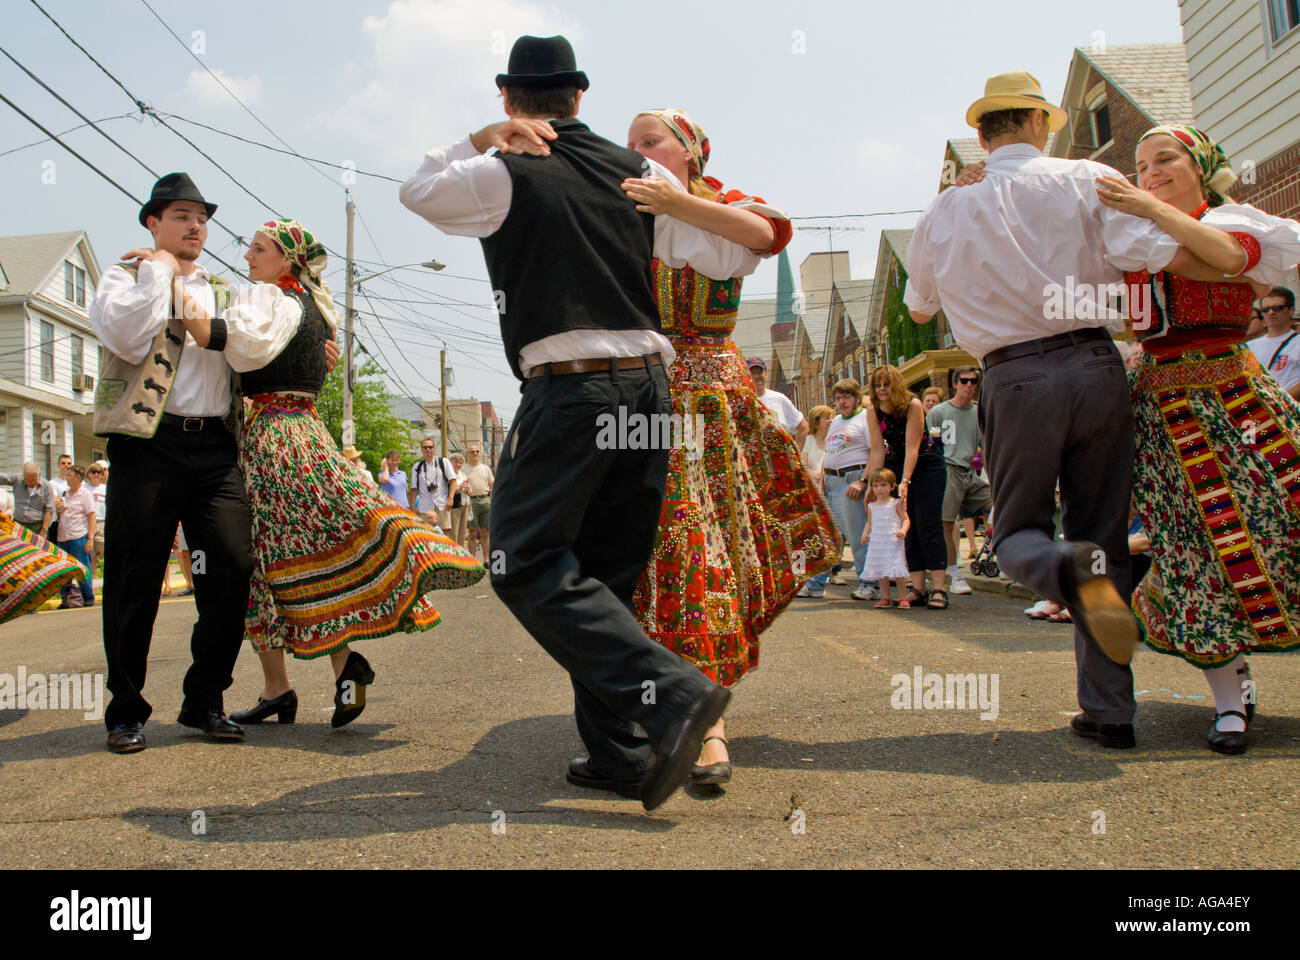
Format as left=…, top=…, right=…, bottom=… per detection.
left=824, top=463, right=867, bottom=478
left=526, top=354, right=662, bottom=379
left=161, top=413, right=225, bottom=432
left=982, top=327, right=1111, bottom=371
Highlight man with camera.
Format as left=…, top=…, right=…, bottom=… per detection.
left=409, top=436, right=459, bottom=530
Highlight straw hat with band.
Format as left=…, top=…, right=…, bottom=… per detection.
left=966, top=70, right=1068, bottom=132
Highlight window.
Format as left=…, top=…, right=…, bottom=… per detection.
left=40, top=321, right=54, bottom=382
left=72, top=336, right=83, bottom=380
left=1089, top=97, right=1112, bottom=149
left=64, top=262, right=86, bottom=306
left=1269, top=0, right=1300, bottom=41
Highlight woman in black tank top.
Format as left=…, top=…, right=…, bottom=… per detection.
left=866, top=364, right=950, bottom=607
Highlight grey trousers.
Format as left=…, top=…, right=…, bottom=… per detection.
left=980, top=336, right=1136, bottom=724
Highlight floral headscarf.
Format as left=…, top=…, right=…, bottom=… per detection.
left=636, top=108, right=710, bottom=175
left=1137, top=124, right=1237, bottom=205
left=257, top=218, right=339, bottom=332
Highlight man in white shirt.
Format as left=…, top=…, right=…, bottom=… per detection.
left=47, top=453, right=72, bottom=543
left=90, top=173, right=254, bottom=753
left=399, top=35, right=736, bottom=811
left=464, top=444, right=494, bottom=562
left=410, top=436, right=458, bottom=528
left=1248, top=286, right=1300, bottom=398
left=747, top=357, right=808, bottom=447
left=905, top=71, right=1232, bottom=750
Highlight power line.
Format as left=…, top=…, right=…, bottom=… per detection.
left=0, top=89, right=246, bottom=277
left=156, top=111, right=402, bottom=183
left=0, top=112, right=138, bottom=158
left=137, top=0, right=339, bottom=190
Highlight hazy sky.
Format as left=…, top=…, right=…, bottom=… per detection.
left=2, top=0, right=1184, bottom=427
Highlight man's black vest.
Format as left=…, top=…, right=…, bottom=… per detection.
left=479, top=118, right=660, bottom=381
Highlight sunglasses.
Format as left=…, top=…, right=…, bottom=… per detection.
left=956, top=377, right=979, bottom=385
left=421, top=446, right=435, bottom=450
left=1261, top=305, right=1289, bottom=314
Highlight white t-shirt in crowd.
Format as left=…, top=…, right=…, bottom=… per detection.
left=49, top=476, right=68, bottom=516
left=801, top=434, right=826, bottom=473
left=1249, top=329, right=1300, bottom=392
left=411, top=457, right=455, bottom=512
left=85, top=481, right=107, bottom=521
left=822, top=409, right=871, bottom=471
left=758, top=389, right=802, bottom=434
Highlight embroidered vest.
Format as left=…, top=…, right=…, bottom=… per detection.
left=92, top=263, right=239, bottom=439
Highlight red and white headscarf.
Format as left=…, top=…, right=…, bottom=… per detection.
left=636, top=108, right=710, bottom=175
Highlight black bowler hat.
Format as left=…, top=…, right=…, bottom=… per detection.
left=138, top=172, right=217, bottom=228
left=495, top=35, right=589, bottom=91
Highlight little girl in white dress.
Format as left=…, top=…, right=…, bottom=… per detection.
left=860, top=469, right=912, bottom=609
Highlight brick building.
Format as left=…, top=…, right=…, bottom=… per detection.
left=1050, top=43, right=1195, bottom=180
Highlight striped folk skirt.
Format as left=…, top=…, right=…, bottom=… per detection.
left=0, top=517, right=85, bottom=624
left=242, top=393, right=485, bottom=658
left=1131, top=345, right=1300, bottom=667
left=632, top=340, right=841, bottom=685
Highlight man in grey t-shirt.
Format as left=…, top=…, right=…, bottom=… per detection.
left=926, top=365, right=991, bottom=593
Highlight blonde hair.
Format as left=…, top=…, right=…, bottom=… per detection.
left=922, top=386, right=945, bottom=402
left=869, top=364, right=913, bottom=414
left=808, top=404, right=835, bottom=433
left=868, top=467, right=898, bottom=489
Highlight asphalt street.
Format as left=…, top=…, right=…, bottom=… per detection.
left=1, top=581, right=1297, bottom=868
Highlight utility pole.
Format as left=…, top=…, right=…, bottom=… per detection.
left=342, top=195, right=356, bottom=447
left=440, top=347, right=448, bottom=458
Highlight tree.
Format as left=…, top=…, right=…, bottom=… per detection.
left=315, top=358, right=417, bottom=473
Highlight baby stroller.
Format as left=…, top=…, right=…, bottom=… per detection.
left=967, top=528, right=1000, bottom=579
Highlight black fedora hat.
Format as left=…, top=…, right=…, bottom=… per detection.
left=138, top=172, right=217, bottom=228
left=495, top=35, right=589, bottom=91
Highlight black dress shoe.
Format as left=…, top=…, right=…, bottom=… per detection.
left=642, top=685, right=731, bottom=811
left=106, top=722, right=146, bottom=754
left=332, top=652, right=375, bottom=728
left=1207, top=710, right=1248, bottom=755
left=1060, top=542, right=1139, bottom=666
left=1069, top=712, right=1136, bottom=749
left=565, top=758, right=641, bottom=799
left=176, top=708, right=245, bottom=741
left=690, top=735, right=731, bottom=785
left=230, top=689, right=297, bottom=724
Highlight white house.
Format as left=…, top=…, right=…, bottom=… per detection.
left=0, top=231, right=106, bottom=477
left=1178, top=0, right=1300, bottom=225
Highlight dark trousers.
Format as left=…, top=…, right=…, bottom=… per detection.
left=490, top=361, right=716, bottom=776
left=904, top=454, right=948, bottom=573
left=102, top=422, right=253, bottom=730
left=980, top=336, right=1135, bottom=723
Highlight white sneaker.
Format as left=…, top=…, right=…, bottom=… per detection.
left=796, top=584, right=825, bottom=599
left=829, top=572, right=848, bottom=585
left=950, top=570, right=973, bottom=594
left=851, top=583, right=876, bottom=601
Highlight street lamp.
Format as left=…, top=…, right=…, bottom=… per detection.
left=340, top=240, right=444, bottom=446
left=354, top=260, right=445, bottom=284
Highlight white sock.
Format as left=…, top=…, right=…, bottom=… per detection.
left=1205, top=657, right=1247, bottom=732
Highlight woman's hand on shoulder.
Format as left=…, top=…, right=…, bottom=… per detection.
left=622, top=176, right=686, bottom=216
left=1095, top=176, right=1162, bottom=220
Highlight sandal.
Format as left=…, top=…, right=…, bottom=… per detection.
left=904, top=586, right=927, bottom=606
left=897, top=599, right=911, bottom=609
left=874, top=598, right=892, bottom=609
left=927, top=589, right=949, bottom=609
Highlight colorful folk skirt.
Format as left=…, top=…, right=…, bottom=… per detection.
left=0, top=517, right=85, bottom=625
left=1131, top=345, right=1300, bottom=667
left=632, top=338, right=841, bottom=685
left=241, top=393, right=485, bottom=658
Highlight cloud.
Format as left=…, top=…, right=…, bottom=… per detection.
left=319, top=0, right=582, bottom=167
left=183, top=67, right=263, bottom=107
